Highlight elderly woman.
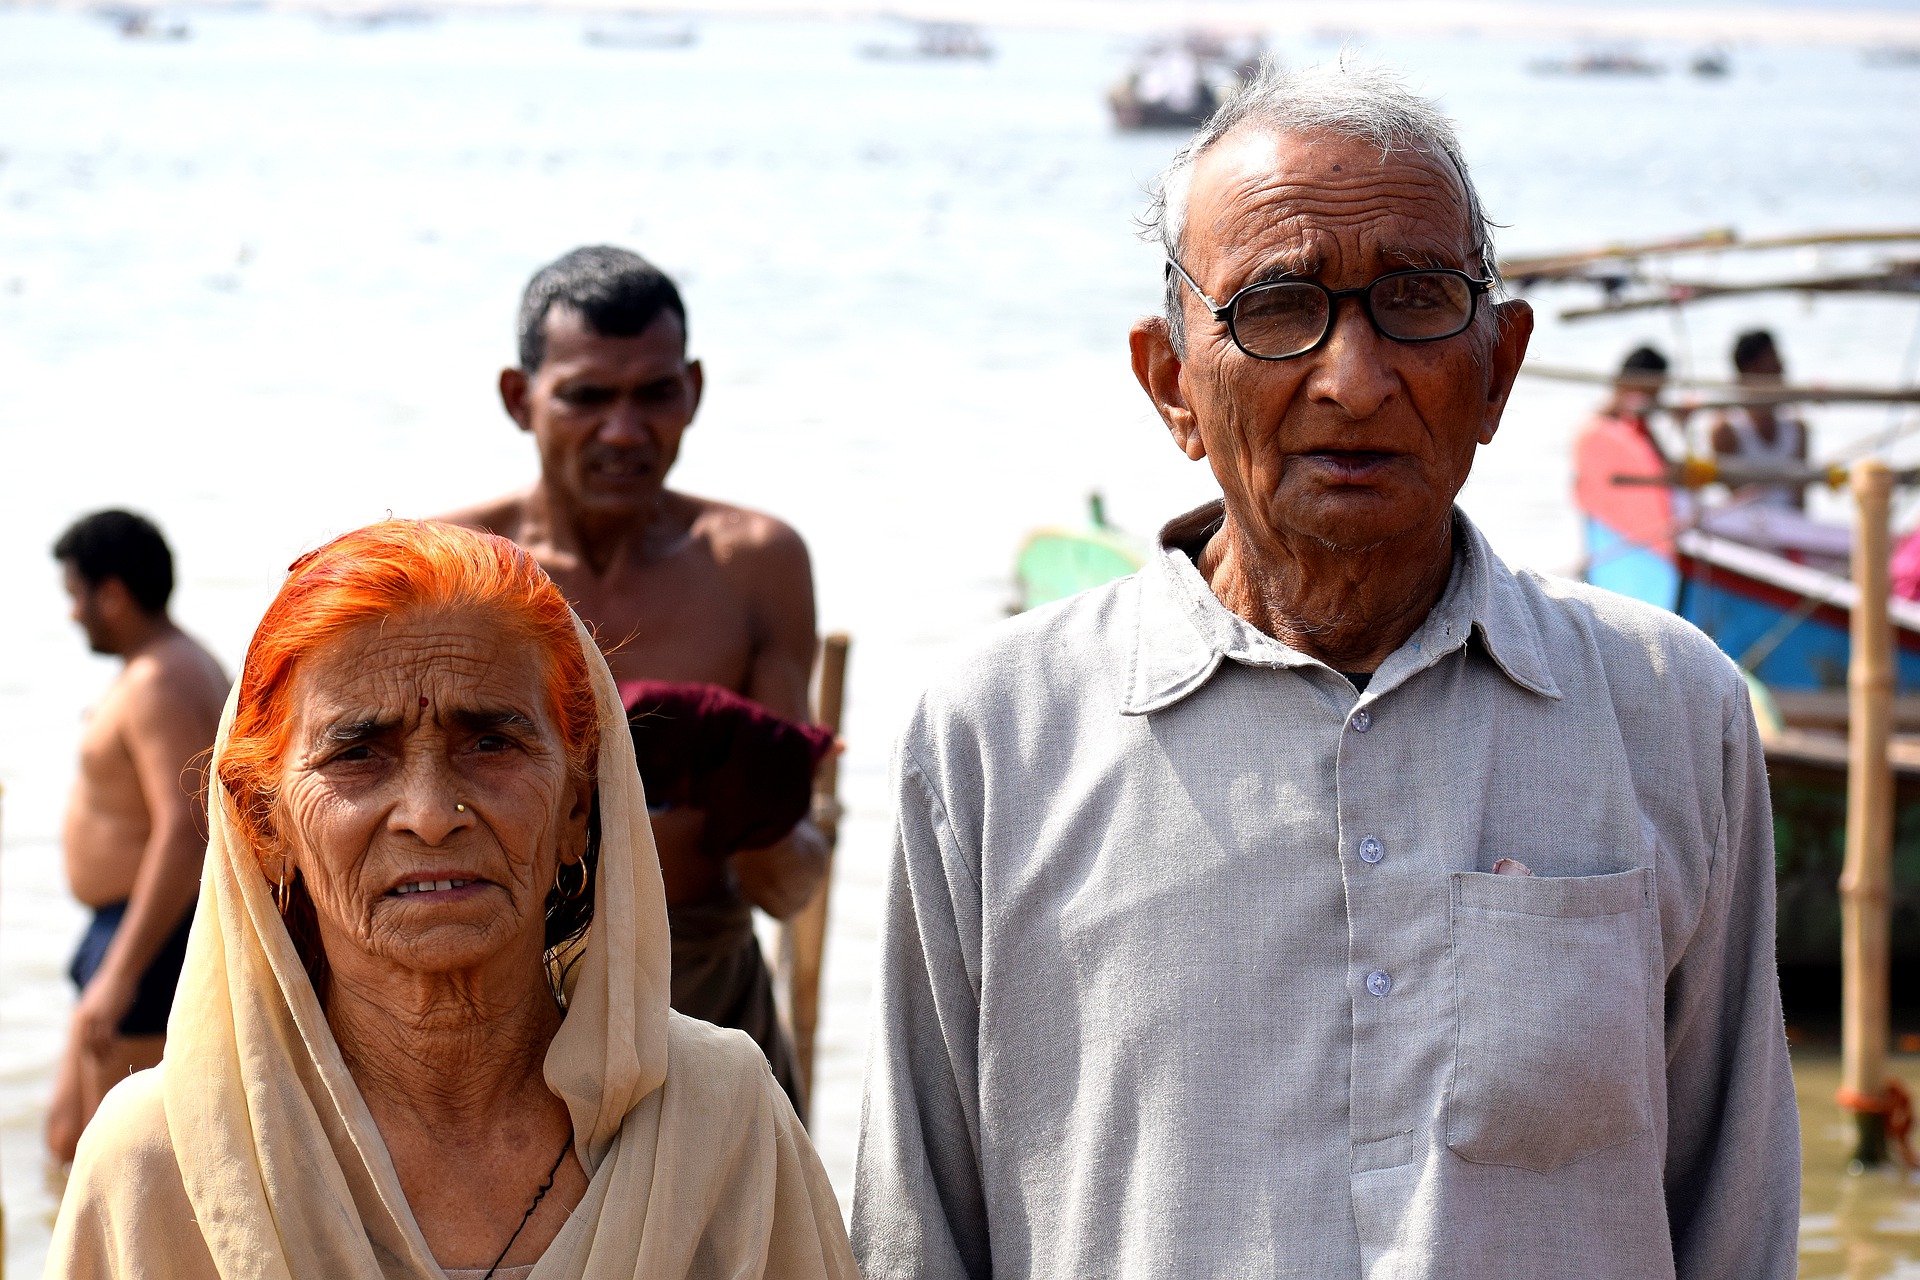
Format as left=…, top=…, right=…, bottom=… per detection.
left=50, top=521, right=857, bottom=1279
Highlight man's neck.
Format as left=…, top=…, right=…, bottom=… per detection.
left=522, top=483, right=692, bottom=577
left=1194, top=509, right=1456, bottom=673
left=114, top=613, right=180, bottom=664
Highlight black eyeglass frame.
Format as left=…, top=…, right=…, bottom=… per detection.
left=1166, top=256, right=1497, bottom=362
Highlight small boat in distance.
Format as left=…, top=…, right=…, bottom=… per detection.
left=584, top=15, right=696, bottom=49
left=859, top=21, right=992, bottom=61
left=95, top=6, right=189, bottom=40
left=1690, top=48, right=1731, bottom=78
left=1109, top=31, right=1262, bottom=131
left=1013, top=494, right=1145, bottom=613
left=1528, top=48, right=1665, bottom=76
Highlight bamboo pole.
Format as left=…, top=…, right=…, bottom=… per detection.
left=1841, top=459, right=1895, bottom=1167
left=781, top=633, right=850, bottom=1123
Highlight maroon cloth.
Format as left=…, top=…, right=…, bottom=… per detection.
left=619, top=680, right=835, bottom=859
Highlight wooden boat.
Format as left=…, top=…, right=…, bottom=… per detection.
left=1108, top=32, right=1260, bottom=132
left=584, top=16, right=696, bottom=49
left=860, top=21, right=993, bottom=61
left=1527, top=49, right=1665, bottom=77
left=1012, top=494, right=1145, bottom=612
left=1546, top=227, right=1920, bottom=972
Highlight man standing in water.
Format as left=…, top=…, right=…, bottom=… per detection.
left=47, top=510, right=227, bottom=1162
left=443, top=246, right=827, bottom=1109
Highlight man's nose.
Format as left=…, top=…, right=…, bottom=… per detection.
left=387, top=752, right=473, bottom=846
left=598, top=396, right=654, bottom=446
left=1305, top=298, right=1396, bottom=419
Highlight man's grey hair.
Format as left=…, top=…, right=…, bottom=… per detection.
left=1142, top=58, right=1500, bottom=352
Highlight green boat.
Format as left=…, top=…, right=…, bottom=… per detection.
left=1013, top=494, right=1146, bottom=612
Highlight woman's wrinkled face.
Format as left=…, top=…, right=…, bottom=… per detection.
left=274, top=609, right=592, bottom=977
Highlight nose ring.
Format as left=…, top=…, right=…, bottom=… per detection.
left=455, top=803, right=468, bottom=813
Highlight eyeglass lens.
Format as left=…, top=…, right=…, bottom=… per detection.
left=1231, top=271, right=1476, bottom=359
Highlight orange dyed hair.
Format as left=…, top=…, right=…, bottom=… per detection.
left=217, top=520, right=600, bottom=863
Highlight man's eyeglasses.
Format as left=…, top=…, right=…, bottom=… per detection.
left=1167, top=256, right=1495, bottom=361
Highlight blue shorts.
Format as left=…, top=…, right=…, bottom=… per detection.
left=68, top=901, right=194, bottom=1038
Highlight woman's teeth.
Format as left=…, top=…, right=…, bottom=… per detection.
left=393, top=879, right=474, bottom=895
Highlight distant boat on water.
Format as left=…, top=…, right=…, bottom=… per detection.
left=1690, top=48, right=1731, bottom=78
left=321, top=8, right=437, bottom=30
left=1012, top=494, right=1144, bottom=614
left=95, top=6, right=189, bottom=40
left=584, top=14, right=696, bottom=49
left=1529, top=48, right=1665, bottom=76
left=859, top=21, right=992, bottom=61
left=1109, top=31, right=1261, bottom=131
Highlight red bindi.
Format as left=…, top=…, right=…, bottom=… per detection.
left=419, top=697, right=428, bottom=707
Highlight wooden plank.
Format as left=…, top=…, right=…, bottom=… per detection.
left=1842, top=460, right=1895, bottom=1165
left=1501, top=226, right=1920, bottom=279
left=1772, top=690, right=1920, bottom=733
left=1520, top=362, right=1920, bottom=406
left=779, top=633, right=849, bottom=1123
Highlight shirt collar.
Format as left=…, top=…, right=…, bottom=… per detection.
left=1122, top=499, right=1563, bottom=716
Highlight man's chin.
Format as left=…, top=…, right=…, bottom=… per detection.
left=1262, top=487, right=1449, bottom=554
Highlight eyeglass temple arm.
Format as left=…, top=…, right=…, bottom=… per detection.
left=1165, top=256, right=1229, bottom=319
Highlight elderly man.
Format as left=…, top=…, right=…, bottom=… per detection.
left=442, top=246, right=827, bottom=1110
left=853, top=62, right=1798, bottom=1279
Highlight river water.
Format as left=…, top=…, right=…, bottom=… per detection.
left=4, top=7, right=1920, bottom=1275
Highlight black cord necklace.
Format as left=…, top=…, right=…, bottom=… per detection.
left=479, top=1131, right=572, bottom=1280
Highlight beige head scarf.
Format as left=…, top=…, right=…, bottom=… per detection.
left=50, top=616, right=857, bottom=1279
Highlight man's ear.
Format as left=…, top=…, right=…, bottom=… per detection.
left=1478, top=298, right=1535, bottom=445
left=499, top=367, right=533, bottom=432
left=1130, top=316, right=1206, bottom=461
left=685, top=358, right=704, bottom=422
left=95, top=577, right=137, bottom=623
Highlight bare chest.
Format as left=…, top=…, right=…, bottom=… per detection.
left=545, top=558, right=757, bottom=691
left=75, top=686, right=142, bottom=808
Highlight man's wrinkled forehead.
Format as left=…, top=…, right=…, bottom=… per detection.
left=1185, top=125, right=1476, bottom=272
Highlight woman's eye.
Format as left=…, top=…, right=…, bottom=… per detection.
left=336, top=745, right=375, bottom=763
left=475, top=734, right=512, bottom=752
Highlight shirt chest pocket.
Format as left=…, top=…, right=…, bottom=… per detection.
left=1445, top=868, right=1657, bottom=1174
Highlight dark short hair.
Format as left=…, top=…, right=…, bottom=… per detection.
left=1620, top=346, right=1668, bottom=377
left=53, top=509, right=174, bottom=614
left=517, top=246, right=686, bottom=371
left=1732, top=329, right=1778, bottom=372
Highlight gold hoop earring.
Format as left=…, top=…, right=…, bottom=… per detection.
left=555, top=859, right=588, bottom=902
left=275, top=858, right=291, bottom=914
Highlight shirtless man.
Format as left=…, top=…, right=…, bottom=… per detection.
left=47, top=510, right=228, bottom=1162
left=442, top=246, right=828, bottom=1108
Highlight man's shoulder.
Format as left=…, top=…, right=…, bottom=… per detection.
left=681, top=493, right=809, bottom=565
left=435, top=492, right=529, bottom=538
left=1507, top=564, right=1745, bottom=705
left=121, top=632, right=227, bottom=722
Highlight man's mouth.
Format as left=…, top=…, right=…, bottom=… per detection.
left=585, top=453, right=654, bottom=483
left=1300, top=450, right=1399, bottom=481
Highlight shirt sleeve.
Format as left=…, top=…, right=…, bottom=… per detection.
left=852, top=737, right=992, bottom=1280
left=1662, top=684, right=1801, bottom=1279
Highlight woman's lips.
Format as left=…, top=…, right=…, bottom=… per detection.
left=386, top=877, right=486, bottom=899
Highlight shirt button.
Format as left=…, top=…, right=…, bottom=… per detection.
left=1350, top=709, right=1372, bottom=733
left=1358, top=836, right=1384, bottom=864
left=1366, top=970, right=1393, bottom=998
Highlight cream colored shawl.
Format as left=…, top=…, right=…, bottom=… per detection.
left=49, top=618, right=858, bottom=1280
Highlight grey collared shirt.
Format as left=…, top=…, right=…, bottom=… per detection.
left=853, top=502, right=1798, bottom=1280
